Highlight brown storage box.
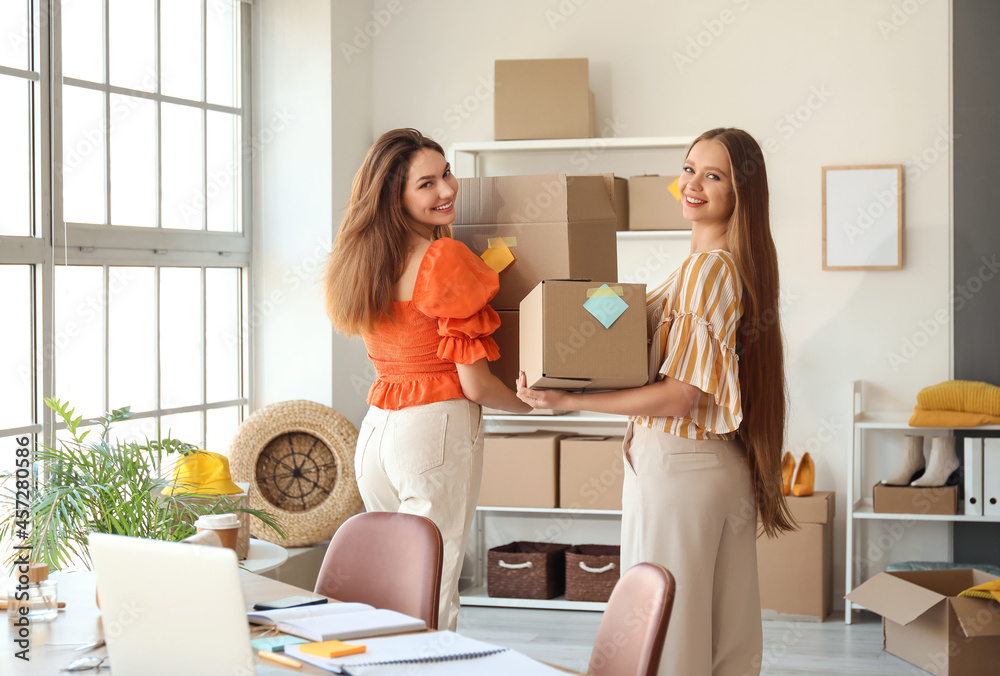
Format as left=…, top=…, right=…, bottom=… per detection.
left=488, top=541, right=571, bottom=599
left=478, top=432, right=564, bottom=508
left=873, top=484, right=958, bottom=516
left=628, top=175, right=689, bottom=230
left=565, top=544, right=621, bottom=602
left=520, top=280, right=647, bottom=391
left=847, top=569, right=1000, bottom=675
left=577, top=174, right=628, bottom=231
left=453, top=174, right=618, bottom=310
left=757, top=491, right=835, bottom=621
left=494, top=58, right=594, bottom=141
left=481, top=311, right=564, bottom=416
left=559, top=436, right=625, bottom=511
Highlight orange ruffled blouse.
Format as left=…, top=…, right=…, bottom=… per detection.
left=362, top=237, right=501, bottom=410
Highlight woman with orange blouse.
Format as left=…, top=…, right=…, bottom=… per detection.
left=518, top=128, right=794, bottom=676
left=323, top=129, right=530, bottom=631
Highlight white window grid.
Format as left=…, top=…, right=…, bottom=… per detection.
left=0, top=0, right=253, bottom=451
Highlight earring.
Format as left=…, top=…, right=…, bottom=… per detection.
left=911, top=436, right=960, bottom=487
left=881, top=435, right=925, bottom=486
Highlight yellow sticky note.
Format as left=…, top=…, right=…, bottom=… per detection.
left=586, top=285, right=623, bottom=298
left=299, top=640, right=367, bottom=658
left=481, top=241, right=515, bottom=273
left=667, top=176, right=681, bottom=201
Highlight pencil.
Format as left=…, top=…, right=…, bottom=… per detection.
left=257, top=649, right=302, bottom=669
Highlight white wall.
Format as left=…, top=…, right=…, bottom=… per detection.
left=253, top=0, right=373, bottom=418
left=258, top=0, right=955, bottom=607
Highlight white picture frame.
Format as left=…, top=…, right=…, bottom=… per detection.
left=822, top=165, right=904, bottom=270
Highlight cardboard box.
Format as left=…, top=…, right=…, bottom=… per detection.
left=873, top=483, right=958, bottom=516
left=578, top=174, right=628, bottom=231
left=494, top=58, right=594, bottom=141
left=478, top=432, right=565, bottom=508
left=628, top=175, right=689, bottom=230
left=453, top=174, right=618, bottom=310
left=757, top=491, right=835, bottom=621
left=558, top=436, right=625, bottom=511
left=520, top=280, right=647, bottom=391
left=481, top=311, right=564, bottom=416
left=846, top=568, right=1000, bottom=675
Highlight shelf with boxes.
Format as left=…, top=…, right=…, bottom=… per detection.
left=460, top=426, right=627, bottom=612
left=844, top=379, right=1000, bottom=625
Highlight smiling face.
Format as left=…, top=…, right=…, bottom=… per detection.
left=678, top=140, right=736, bottom=229
left=402, top=148, right=458, bottom=237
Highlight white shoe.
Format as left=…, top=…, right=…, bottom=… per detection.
left=911, top=436, right=959, bottom=487
left=881, top=435, right=925, bottom=486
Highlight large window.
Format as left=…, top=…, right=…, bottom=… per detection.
left=0, top=1, right=251, bottom=466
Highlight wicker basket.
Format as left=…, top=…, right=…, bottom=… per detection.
left=487, top=542, right=571, bottom=599
left=565, top=544, right=621, bottom=602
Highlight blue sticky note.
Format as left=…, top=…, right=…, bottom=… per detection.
left=583, top=288, right=629, bottom=329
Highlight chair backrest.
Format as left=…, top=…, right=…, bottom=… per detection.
left=588, top=562, right=676, bottom=676
left=314, top=511, right=444, bottom=628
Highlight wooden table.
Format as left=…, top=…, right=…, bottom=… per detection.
left=3, top=571, right=582, bottom=675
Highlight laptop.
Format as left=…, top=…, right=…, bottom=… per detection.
left=89, top=533, right=287, bottom=676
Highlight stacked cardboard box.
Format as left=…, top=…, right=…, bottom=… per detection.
left=494, top=58, right=594, bottom=141
left=757, top=491, right=835, bottom=621
left=478, top=432, right=565, bottom=508
left=558, top=436, right=625, bottom=511
left=629, top=175, right=689, bottom=230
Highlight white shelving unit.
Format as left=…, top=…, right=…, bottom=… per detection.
left=844, top=379, right=1000, bottom=625
left=449, top=136, right=691, bottom=612
left=447, top=136, right=696, bottom=177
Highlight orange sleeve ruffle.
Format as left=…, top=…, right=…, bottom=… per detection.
left=414, top=238, right=502, bottom=365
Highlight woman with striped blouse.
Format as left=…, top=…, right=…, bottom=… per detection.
left=517, top=128, right=793, bottom=676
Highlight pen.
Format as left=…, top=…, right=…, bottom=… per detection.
left=257, top=649, right=302, bottom=669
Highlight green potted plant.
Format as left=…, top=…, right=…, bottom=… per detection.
left=0, top=398, right=284, bottom=572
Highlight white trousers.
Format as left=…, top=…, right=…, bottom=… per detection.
left=621, top=422, right=762, bottom=676
left=355, top=398, right=483, bottom=631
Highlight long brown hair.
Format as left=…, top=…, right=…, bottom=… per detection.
left=690, top=128, right=794, bottom=537
left=323, top=129, right=451, bottom=335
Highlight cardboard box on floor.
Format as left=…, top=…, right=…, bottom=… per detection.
left=494, top=58, right=594, bottom=141
left=482, top=311, right=565, bottom=416
left=559, top=436, right=625, bottom=511
left=846, top=568, right=1000, bottom=675
left=629, top=175, right=689, bottom=231
left=453, top=174, right=618, bottom=311
left=757, top=491, right=834, bottom=621
left=873, top=483, right=959, bottom=515
left=478, top=432, right=565, bottom=508
left=520, top=280, right=647, bottom=391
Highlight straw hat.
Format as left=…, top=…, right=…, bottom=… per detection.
left=227, top=400, right=364, bottom=547
left=163, top=451, right=244, bottom=496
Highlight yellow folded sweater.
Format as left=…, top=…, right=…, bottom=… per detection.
left=916, top=380, right=1000, bottom=417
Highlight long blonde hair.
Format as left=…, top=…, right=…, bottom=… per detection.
left=690, top=128, right=794, bottom=537
left=323, top=129, right=451, bottom=335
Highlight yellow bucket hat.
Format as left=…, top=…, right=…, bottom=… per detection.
left=164, top=451, right=243, bottom=496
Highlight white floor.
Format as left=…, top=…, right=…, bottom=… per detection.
left=458, top=608, right=926, bottom=675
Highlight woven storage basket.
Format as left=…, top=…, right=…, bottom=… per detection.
left=227, top=400, right=364, bottom=547
left=487, top=541, right=570, bottom=599
left=565, top=544, right=620, bottom=602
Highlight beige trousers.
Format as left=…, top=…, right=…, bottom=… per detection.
left=355, top=398, right=483, bottom=631
left=621, top=422, right=762, bottom=676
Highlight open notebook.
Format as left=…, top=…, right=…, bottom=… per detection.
left=285, top=631, right=566, bottom=675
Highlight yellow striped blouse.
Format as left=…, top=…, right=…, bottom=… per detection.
left=631, top=249, right=744, bottom=439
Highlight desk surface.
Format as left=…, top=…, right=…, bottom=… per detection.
left=3, top=570, right=580, bottom=675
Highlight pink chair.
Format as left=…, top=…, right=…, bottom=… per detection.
left=588, top=563, right=676, bottom=676
left=314, top=511, right=443, bottom=628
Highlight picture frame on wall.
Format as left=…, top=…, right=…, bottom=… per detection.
left=821, top=165, right=904, bottom=270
